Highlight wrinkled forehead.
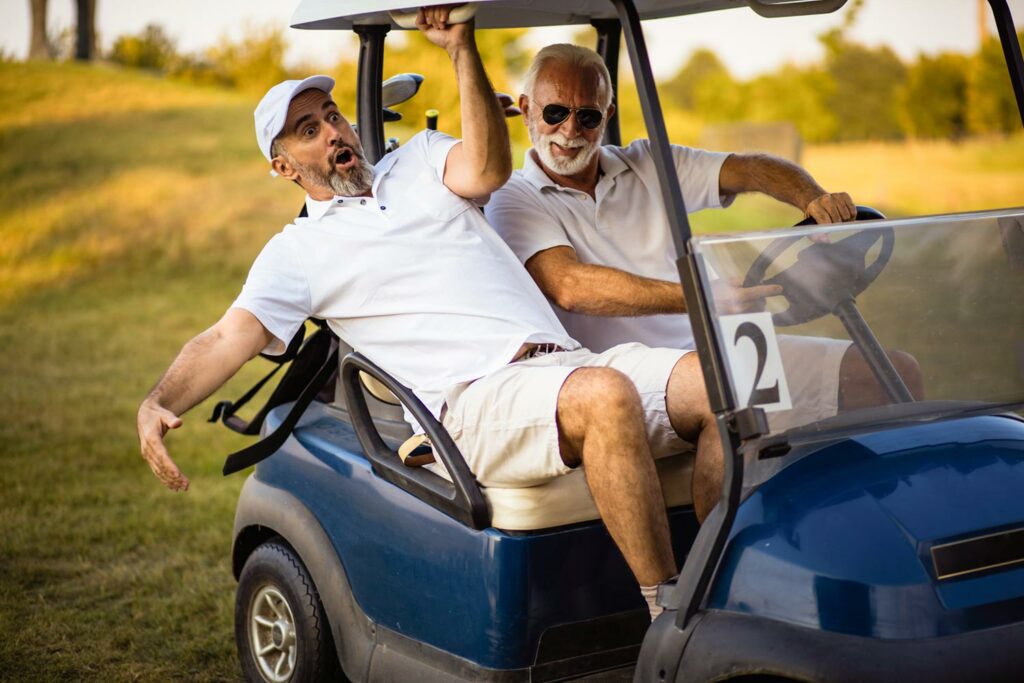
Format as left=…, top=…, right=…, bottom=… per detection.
left=532, top=61, right=606, bottom=107
left=282, top=88, right=339, bottom=130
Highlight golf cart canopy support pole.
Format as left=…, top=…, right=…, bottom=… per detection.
left=592, top=19, right=622, bottom=147
left=610, top=0, right=734, bottom=415
left=988, top=0, right=1024, bottom=128
left=355, top=24, right=389, bottom=164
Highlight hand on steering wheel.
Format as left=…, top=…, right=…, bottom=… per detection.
left=741, top=206, right=892, bottom=327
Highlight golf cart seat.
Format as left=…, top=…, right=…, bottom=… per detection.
left=331, top=339, right=696, bottom=532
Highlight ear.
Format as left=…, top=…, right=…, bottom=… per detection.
left=518, top=93, right=530, bottom=119
left=606, top=101, right=616, bottom=122
left=271, top=155, right=299, bottom=181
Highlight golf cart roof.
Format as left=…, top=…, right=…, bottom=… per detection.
left=291, top=0, right=845, bottom=30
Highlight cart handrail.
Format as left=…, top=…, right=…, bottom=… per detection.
left=340, top=352, right=491, bottom=530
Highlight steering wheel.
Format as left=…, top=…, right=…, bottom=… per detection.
left=742, top=206, right=893, bottom=327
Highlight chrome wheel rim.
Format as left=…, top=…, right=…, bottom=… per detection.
left=249, top=585, right=298, bottom=682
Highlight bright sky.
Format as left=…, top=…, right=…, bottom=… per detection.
left=2, top=0, right=1022, bottom=80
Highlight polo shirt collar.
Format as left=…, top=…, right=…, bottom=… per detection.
left=301, top=152, right=400, bottom=221
left=304, top=195, right=334, bottom=221
left=521, top=144, right=629, bottom=192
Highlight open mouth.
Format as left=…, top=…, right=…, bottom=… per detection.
left=334, top=147, right=356, bottom=170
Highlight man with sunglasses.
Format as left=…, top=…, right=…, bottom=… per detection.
left=487, top=44, right=923, bottom=480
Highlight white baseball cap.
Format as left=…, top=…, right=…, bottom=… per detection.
left=254, top=75, right=336, bottom=162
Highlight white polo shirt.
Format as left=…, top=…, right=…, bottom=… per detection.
left=486, top=140, right=733, bottom=352
left=232, top=130, right=578, bottom=420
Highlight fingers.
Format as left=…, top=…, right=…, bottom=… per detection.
left=143, top=436, right=189, bottom=492
left=807, top=192, right=857, bottom=224
left=418, top=4, right=455, bottom=29
left=138, top=403, right=189, bottom=491
left=712, top=279, right=783, bottom=314
left=736, top=283, right=783, bottom=301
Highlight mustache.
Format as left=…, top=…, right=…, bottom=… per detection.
left=541, top=132, right=588, bottom=148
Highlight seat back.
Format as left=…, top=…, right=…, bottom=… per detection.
left=332, top=339, right=413, bottom=448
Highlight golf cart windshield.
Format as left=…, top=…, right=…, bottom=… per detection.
left=691, top=208, right=1024, bottom=442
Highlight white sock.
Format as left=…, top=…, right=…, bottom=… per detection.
left=640, top=584, right=663, bottom=622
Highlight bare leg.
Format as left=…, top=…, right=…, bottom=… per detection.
left=839, top=347, right=925, bottom=410
left=557, top=367, right=676, bottom=586
left=664, top=353, right=722, bottom=523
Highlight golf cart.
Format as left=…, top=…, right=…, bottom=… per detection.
left=215, top=1, right=1024, bottom=681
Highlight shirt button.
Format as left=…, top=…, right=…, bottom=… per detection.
left=336, top=199, right=344, bottom=204
left=360, top=199, right=367, bottom=205
left=380, top=206, right=386, bottom=211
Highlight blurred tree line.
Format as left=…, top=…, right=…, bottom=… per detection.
left=103, top=9, right=1022, bottom=144
left=660, top=6, right=1023, bottom=140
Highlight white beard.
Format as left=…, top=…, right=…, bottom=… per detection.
left=528, top=118, right=602, bottom=176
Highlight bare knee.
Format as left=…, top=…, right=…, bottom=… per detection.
left=557, top=367, right=643, bottom=466
left=840, top=346, right=925, bottom=409
left=890, top=350, right=925, bottom=400
left=666, top=353, right=713, bottom=440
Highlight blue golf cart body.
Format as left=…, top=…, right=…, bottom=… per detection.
left=221, top=1, right=1024, bottom=681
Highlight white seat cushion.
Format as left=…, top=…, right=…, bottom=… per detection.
left=484, top=450, right=695, bottom=531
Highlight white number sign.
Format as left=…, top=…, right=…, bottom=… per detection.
left=717, top=312, right=792, bottom=413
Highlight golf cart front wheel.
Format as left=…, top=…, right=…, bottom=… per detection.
left=236, top=541, right=341, bottom=682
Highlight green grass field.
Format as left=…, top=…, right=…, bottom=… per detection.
left=1, top=61, right=1023, bottom=680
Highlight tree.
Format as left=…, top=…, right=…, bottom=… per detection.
left=820, top=32, right=907, bottom=140
left=662, top=49, right=731, bottom=111
left=967, top=32, right=1024, bottom=135
left=745, top=65, right=839, bottom=143
left=109, top=24, right=177, bottom=71
left=899, top=53, right=969, bottom=139
left=205, top=24, right=291, bottom=94
left=75, top=0, right=96, bottom=61
left=28, top=0, right=49, bottom=60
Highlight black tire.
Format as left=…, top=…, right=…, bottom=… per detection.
left=236, top=541, right=343, bottom=682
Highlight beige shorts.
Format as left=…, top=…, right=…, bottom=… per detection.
left=437, top=343, right=691, bottom=488
left=772, top=334, right=852, bottom=433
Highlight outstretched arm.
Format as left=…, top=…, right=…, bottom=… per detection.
left=416, top=6, right=512, bottom=198
left=526, top=246, right=781, bottom=317
left=137, top=308, right=275, bottom=491
left=719, top=153, right=856, bottom=224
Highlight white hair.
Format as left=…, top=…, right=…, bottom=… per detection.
left=521, top=43, right=614, bottom=109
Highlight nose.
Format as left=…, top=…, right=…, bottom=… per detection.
left=325, top=120, right=342, bottom=146
left=558, top=110, right=581, bottom=138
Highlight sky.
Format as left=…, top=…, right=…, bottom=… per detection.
left=2, top=0, right=1023, bottom=80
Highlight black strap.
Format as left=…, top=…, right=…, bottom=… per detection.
left=208, top=362, right=287, bottom=435
left=222, top=334, right=339, bottom=475
left=209, top=322, right=328, bottom=435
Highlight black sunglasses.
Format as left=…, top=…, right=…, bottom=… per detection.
left=541, top=104, right=604, bottom=130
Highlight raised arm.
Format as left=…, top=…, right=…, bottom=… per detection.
left=417, top=7, right=512, bottom=198
left=719, top=152, right=856, bottom=224
left=137, top=308, right=275, bottom=491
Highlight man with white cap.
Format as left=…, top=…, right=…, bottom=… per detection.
left=136, top=8, right=726, bottom=621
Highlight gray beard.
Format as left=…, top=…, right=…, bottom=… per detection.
left=299, top=153, right=375, bottom=197
left=326, top=160, right=375, bottom=196
left=527, top=117, right=603, bottom=176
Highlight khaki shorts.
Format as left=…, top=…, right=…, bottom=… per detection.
left=772, top=335, right=852, bottom=433
left=431, top=336, right=850, bottom=488
left=437, top=343, right=691, bottom=488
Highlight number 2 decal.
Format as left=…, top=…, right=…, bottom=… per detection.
left=717, top=313, right=792, bottom=413
left=733, top=321, right=781, bottom=407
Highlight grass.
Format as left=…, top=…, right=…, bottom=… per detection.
left=1, top=60, right=1023, bottom=680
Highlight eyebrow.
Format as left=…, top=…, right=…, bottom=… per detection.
left=292, top=100, right=340, bottom=135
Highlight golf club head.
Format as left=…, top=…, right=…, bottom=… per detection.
left=382, top=73, right=424, bottom=108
